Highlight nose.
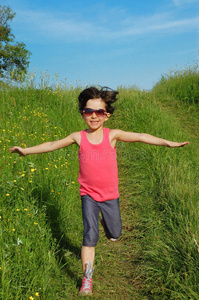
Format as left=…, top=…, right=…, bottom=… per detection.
left=91, top=111, right=97, bottom=118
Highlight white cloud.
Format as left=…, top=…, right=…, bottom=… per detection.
left=119, top=12, right=199, bottom=37
left=14, top=9, right=97, bottom=41
left=173, top=0, right=199, bottom=6
left=13, top=8, right=199, bottom=43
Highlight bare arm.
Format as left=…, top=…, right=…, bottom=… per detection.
left=9, top=132, right=81, bottom=156
left=112, top=129, right=189, bottom=147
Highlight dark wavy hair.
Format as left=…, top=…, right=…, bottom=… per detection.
left=78, top=86, right=119, bottom=114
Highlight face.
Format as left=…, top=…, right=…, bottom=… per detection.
left=82, top=98, right=110, bottom=131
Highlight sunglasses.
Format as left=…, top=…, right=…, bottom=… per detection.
left=82, top=108, right=107, bottom=118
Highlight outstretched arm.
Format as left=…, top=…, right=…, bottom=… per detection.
left=113, top=130, right=189, bottom=147
left=9, top=132, right=81, bottom=156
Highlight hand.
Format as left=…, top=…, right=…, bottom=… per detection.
left=167, top=141, right=189, bottom=148
left=9, top=146, right=26, bottom=156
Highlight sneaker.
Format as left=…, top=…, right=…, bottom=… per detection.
left=79, top=262, right=93, bottom=296
left=100, top=218, right=117, bottom=242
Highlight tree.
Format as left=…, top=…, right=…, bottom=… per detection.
left=0, top=5, right=31, bottom=81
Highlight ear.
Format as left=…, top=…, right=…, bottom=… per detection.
left=105, top=113, right=111, bottom=121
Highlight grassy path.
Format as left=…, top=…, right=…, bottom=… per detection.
left=82, top=93, right=199, bottom=299
left=1, top=86, right=198, bottom=299
left=152, top=94, right=199, bottom=143
left=92, top=189, right=143, bottom=299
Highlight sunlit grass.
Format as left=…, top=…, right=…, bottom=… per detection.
left=0, top=66, right=198, bottom=298
left=153, top=62, right=199, bottom=105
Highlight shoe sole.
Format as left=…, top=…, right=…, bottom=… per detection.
left=79, top=290, right=92, bottom=296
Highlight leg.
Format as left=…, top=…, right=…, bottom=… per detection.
left=79, top=249, right=94, bottom=296
left=100, top=198, right=122, bottom=240
left=81, top=195, right=100, bottom=249
left=81, top=246, right=95, bottom=273
left=79, top=195, right=100, bottom=295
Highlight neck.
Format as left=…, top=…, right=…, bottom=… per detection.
left=86, top=126, right=104, bottom=134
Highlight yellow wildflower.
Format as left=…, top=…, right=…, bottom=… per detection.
left=6, top=194, right=10, bottom=197
left=34, top=222, right=38, bottom=225
left=12, top=229, right=16, bottom=232
left=35, top=292, right=39, bottom=297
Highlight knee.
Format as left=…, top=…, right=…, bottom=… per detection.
left=111, top=231, right=122, bottom=240
left=108, top=227, right=122, bottom=240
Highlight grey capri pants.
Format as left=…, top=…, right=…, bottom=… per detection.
left=81, top=195, right=122, bottom=247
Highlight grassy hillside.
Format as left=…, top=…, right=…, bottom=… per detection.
left=0, top=67, right=198, bottom=299
left=153, top=63, right=199, bottom=105
left=115, top=88, right=198, bottom=299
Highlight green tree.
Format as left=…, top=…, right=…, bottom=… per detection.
left=0, top=5, right=31, bottom=81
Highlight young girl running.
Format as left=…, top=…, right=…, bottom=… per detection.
left=9, top=86, right=189, bottom=296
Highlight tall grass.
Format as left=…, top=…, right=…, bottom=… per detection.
left=153, top=63, right=199, bottom=105
left=110, top=86, right=199, bottom=299
left=0, top=68, right=198, bottom=299
left=0, top=86, right=85, bottom=299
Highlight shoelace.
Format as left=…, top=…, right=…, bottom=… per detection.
left=80, top=262, right=94, bottom=293
left=80, top=276, right=92, bottom=291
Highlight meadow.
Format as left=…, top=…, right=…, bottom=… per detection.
left=0, top=65, right=198, bottom=299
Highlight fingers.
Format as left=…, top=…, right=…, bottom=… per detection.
left=168, top=141, right=189, bottom=148
left=180, top=142, right=189, bottom=147
left=9, top=146, right=24, bottom=156
left=9, top=147, right=19, bottom=153
left=9, top=147, right=16, bottom=153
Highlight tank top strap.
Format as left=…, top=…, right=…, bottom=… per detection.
left=80, top=130, right=87, bottom=146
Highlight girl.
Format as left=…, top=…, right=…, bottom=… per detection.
left=9, top=86, right=189, bottom=296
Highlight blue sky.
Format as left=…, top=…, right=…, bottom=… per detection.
left=2, top=0, right=199, bottom=90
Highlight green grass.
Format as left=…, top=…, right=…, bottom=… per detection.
left=153, top=63, right=199, bottom=105
left=0, top=66, right=199, bottom=299
left=110, top=88, right=198, bottom=299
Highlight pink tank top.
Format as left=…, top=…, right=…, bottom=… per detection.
left=78, top=128, right=119, bottom=202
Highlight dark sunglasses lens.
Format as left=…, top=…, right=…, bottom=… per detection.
left=83, top=109, right=93, bottom=116
left=96, top=109, right=105, bottom=116
left=83, top=109, right=106, bottom=117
